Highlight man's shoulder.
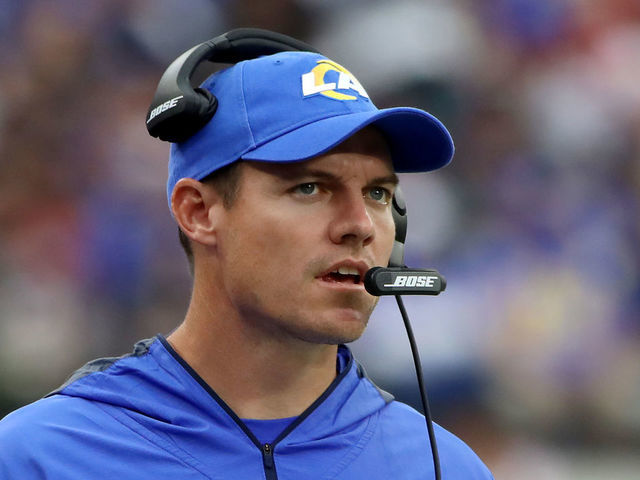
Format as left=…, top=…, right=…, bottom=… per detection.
left=378, top=401, right=494, bottom=479
left=0, top=396, right=107, bottom=476
left=0, top=337, right=168, bottom=474
left=0, top=395, right=108, bottom=445
left=0, top=393, right=207, bottom=479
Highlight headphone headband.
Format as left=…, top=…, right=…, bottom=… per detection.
left=146, top=28, right=320, bottom=143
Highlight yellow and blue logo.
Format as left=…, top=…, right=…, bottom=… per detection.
left=301, top=60, right=369, bottom=101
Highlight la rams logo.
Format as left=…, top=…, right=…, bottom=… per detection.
left=301, top=60, right=369, bottom=101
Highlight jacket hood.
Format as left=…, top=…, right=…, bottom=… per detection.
left=51, top=336, right=392, bottom=461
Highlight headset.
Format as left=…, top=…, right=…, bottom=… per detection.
left=146, top=27, right=409, bottom=268
left=147, top=28, right=441, bottom=480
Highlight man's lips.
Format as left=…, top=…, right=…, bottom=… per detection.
left=316, top=260, right=370, bottom=286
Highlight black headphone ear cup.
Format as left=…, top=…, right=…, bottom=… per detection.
left=175, top=88, right=218, bottom=142
left=149, top=88, right=218, bottom=143
left=388, top=187, right=408, bottom=268
left=193, top=87, right=218, bottom=117
left=188, top=87, right=219, bottom=133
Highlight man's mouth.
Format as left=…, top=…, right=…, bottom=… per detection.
left=318, top=261, right=370, bottom=286
left=322, top=266, right=362, bottom=285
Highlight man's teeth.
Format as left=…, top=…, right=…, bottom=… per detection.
left=336, top=267, right=359, bottom=276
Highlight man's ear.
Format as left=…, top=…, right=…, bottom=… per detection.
left=171, top=178, right=222, bottom=247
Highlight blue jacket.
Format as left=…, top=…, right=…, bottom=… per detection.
left=0, top=336, right=493, bottom=479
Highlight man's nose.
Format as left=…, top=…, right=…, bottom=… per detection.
left=328, top=192, right=375, bottom=247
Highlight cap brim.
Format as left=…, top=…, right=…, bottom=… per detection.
left=241, top=107, right=454, bottom=172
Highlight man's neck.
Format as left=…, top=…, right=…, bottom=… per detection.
left=167, top=294, right=339, bottom=420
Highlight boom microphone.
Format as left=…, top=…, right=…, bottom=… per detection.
left=364, top=267, right=446, bottom=296
left=364, top=265, right=445, bottom=479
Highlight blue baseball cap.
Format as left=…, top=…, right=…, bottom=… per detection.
left=168, top=51, right=454, bottom=205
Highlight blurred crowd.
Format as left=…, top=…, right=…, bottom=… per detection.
left=1, top=0, right=639, bottom=477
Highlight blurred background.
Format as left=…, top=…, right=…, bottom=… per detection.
left=0, top=0, right=639, bottom=477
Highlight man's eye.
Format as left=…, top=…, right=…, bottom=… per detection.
left=295, top=183, right=318, bottom=195
left=367, top=187, right=391, bottom=204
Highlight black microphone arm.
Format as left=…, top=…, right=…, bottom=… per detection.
left=364, top=265, right=444, bottom=480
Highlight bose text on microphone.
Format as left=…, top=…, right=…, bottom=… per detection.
left=364, top=267, right=446, bottom=296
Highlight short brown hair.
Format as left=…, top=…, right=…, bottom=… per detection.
left=178, top=161, right=244, bottom=274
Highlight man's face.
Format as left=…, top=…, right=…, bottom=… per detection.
left=214, top=129, right=397, bottom=345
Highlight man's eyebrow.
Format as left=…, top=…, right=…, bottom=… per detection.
left=286, top=168, right=338, bottom=181
left=368, top=173, right=400, bottom=186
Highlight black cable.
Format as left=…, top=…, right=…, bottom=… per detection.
left=395, top=294, right=441, bottom=480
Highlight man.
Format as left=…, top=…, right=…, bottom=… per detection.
left=0, top=46, right=493, bottom=479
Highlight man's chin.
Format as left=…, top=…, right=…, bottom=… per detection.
left=291, top=308, right=371, bottom=345
left=294, top=329, right=366, bottom=346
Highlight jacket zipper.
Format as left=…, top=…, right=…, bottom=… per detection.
left=161, top=337, right=353, bottom=480
left=257, top=357, right=353, bottom=480
left=261, top=443, right=278, bottom=480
